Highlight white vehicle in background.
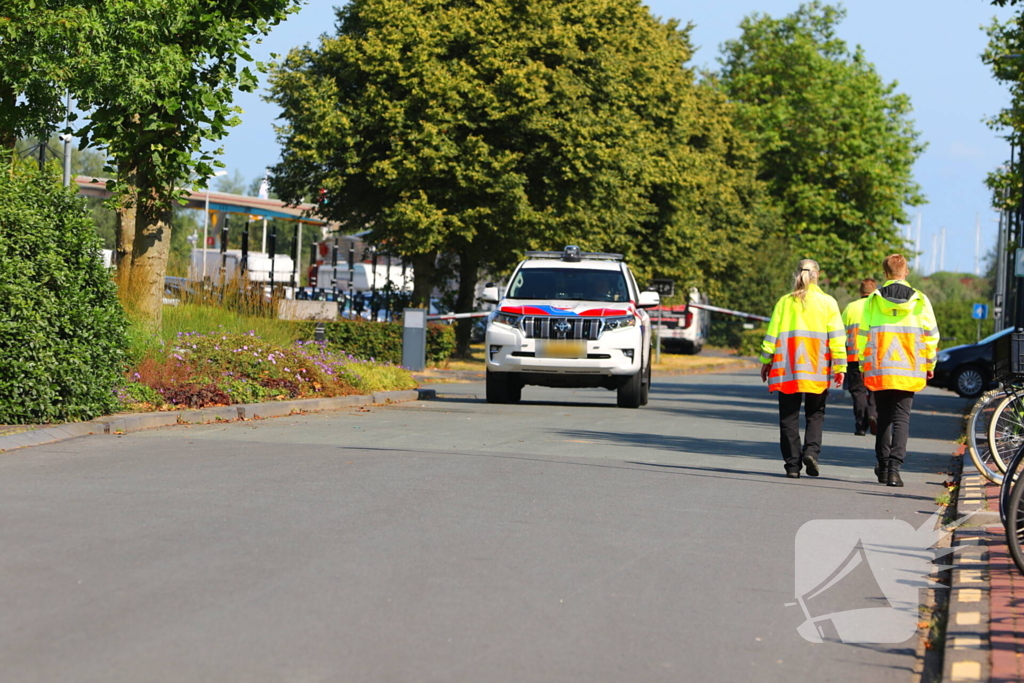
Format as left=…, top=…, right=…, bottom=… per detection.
left=481, top=246, right=660, bottom=408
left=650, top=288, right=709, bottom=354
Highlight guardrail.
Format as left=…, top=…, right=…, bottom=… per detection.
left=426, top=312, right=490, bottom=321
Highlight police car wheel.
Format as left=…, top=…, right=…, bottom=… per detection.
left=617, top=368, right=643, bottom=408
left=486, top=370, right=521, bottom=404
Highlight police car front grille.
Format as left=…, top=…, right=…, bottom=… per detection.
left=521, top=317, right=601, bottom=340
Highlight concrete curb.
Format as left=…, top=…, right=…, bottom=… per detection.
left=943, top=447, right=992, bottom=683
left=0, top=389, right=436, bottom=453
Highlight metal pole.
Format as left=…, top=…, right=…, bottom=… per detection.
left=348, top=241, right=355, bottom=315
left=261, top=218, right=267, bottom=253
left=61, top=91, right=71, bottom=187
left=1016, top=137, right=1024, bottom=329
left=655, top=310, right=662, bottom=364
left=202, top=193, right=210, bottom=279
left=241, top=219, right=249, bottom=275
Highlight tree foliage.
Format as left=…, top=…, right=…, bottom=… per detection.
left=718, top=2, right=925, bottom=285
left=268, top=0, right=771, bottom=305
left=982, top=12, right=1024, bottom=212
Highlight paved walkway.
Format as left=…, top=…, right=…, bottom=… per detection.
left=945, top=466, right=1024, bottom=682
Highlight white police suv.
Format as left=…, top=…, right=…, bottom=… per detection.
left=481, top=246, right=660, bottom=408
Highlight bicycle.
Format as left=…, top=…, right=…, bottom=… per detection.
left=968, top=389, right=1007, bottom=483
left=990, top=330, right=1024, bottom=573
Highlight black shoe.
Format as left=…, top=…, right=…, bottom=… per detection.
left=855, top=430, right=867, bottom=436
left=874, top=464, right=887, bottom=483
left=802, top=454, right=819, bottom=477
left=786, top=471, right=801, bottom=479
left=886, top=470, right=904, bottom=487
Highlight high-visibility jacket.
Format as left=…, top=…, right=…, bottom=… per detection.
left=856, top=280, right=939, bottom=392
left=841, top=297, right=868, bottom=363
left=760, top=283, right=847, bottom=394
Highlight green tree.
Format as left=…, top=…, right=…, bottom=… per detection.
left=69, top=0, right=301, bottom=330
left=0, top=1, right=91, bottom=149
left=982, top=13, right=1024, bottom=213
left=268, top=0, right=771, bottom=356
left=718, top=2, right=925, bottom=285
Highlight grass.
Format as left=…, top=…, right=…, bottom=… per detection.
left=161, top=303, right=302, bottom=347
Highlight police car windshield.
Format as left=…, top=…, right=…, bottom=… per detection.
left=508, top=267, right=630, bottom=302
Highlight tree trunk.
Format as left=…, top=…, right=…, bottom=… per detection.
left=453, top=252, right=479, bottom=359
left=409, top=251, right=437, bottom=308
left=127, top=193, right=172, bottom=330
left=0, top=82, right=17, bottom=153
left=115, top=174, right=137, bottom=299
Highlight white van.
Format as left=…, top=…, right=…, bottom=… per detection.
left=649, top=288, right=709, bottom=354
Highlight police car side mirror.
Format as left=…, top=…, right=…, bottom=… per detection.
left=638, top=291, right=660, bottom=309
left=482, top=285, right=500, bottom=304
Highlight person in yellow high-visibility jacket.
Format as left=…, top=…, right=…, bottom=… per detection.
left=760, top=259, right=847, bottom=479
left=856, top=254, right=939, bottom=487
left=842, top=278, right=878, bottom=436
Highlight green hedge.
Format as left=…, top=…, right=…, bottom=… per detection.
left=318, top=319, right=456, bottom=366
left=0, top=163, right=128, bottom=423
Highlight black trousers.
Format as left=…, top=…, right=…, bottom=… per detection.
left=874, top=389, right=914, bottom=470
left=845, top=362, right=877, bottom=433
left=778, top=391, right=828, bottom=472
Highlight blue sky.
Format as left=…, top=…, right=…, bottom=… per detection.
left=219, top=0, right=1016, bottom=276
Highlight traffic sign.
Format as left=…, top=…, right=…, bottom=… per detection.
left=972, top=303, right=989, bottom=320
left=648, top=279, right=675, bottom=297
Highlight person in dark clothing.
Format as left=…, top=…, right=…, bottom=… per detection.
left=842, top=278, right=878, bottom=436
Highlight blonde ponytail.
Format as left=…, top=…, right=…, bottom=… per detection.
left=792, top=259, right=820, bottom=302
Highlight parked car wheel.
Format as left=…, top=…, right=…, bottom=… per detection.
left=952, top=365, right=988, bottom=399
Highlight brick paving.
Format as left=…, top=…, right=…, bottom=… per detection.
left=985, top=482, right=1024, bottom=683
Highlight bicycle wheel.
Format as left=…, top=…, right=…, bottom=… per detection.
left=1005, top=467, right=1024, bottom=574
left=988, top=393, right=1024, bottom=473
left=968, top=390, right=1006, bottom=483
left=1000, top=442, right=1024, bottom=526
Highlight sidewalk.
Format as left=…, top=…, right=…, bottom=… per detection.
left=945, top=455, right=1024, bottom=682
left=0, top=389, right=436, bottom=454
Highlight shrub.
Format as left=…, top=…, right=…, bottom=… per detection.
left=0, top=162, right=128, bottom=423
left=738, top=327, right=767, bottom=358
left=320, top=319, right=403, bottom=363
left=427, top=323, right=456, bottom=364
left=319, top=319, right=456, bottom=365
left=115, top=380, right=165, bottom=411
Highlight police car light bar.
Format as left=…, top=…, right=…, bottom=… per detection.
left=524, top=245, right=624, bottom=262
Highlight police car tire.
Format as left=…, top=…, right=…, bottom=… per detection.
left=486, top=370, right=521, bottom=404
left=617, top=368, right=644, bottom=408
left=640, top=360, right=651, bottom=406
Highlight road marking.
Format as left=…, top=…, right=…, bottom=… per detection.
left=951, top=661, right=981, bottom=680
left=956, top=612, right=981, bottom=625
left=958, top=589, right=982, bottom=602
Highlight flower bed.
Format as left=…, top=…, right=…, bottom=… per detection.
left=118, top=331, right=416, bottom=412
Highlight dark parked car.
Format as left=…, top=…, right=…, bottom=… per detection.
left=928, top=327, right=1012, bottom=398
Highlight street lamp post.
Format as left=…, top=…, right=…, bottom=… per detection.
left=200, top=170, right=228, bottom=279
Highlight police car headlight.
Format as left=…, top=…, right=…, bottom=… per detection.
left=937, top=352, right=951, bottom=363
left=603, top=315, right=635, bottom=330
left=493, top=312, right=521, bottom=327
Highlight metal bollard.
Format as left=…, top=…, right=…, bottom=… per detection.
left=402, top=308, right=427, bottom=371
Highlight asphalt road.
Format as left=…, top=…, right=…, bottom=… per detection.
left=0, top=370, right=965, bottom=682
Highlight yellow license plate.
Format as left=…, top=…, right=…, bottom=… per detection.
left=538, top=340, right=586, bottom=359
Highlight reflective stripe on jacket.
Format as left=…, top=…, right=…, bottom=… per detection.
left=760, top=284, right=847, bottom=394
left=856, top=280, right=939, bottom=392
left=841, top=297, right=868, bottom=363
